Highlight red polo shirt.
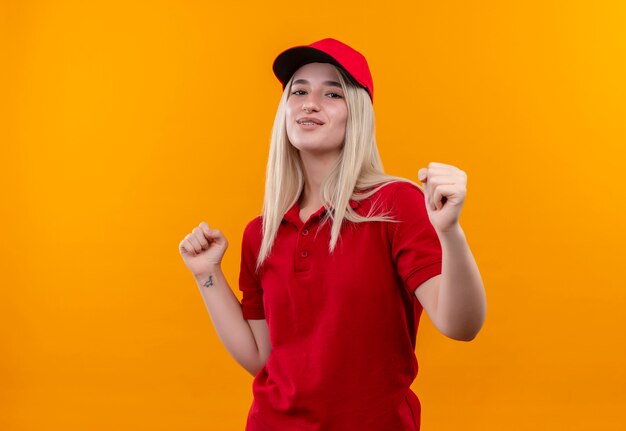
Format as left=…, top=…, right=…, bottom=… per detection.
left=238, top=181, right=442, bottom=431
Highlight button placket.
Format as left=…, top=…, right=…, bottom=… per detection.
left=295, top=223, right=314, bottom=273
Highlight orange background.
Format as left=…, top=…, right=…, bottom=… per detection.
left=2, top=1, right=625, bottom=430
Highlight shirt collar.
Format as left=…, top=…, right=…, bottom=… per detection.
left=281, top=199, right=361, bottom=224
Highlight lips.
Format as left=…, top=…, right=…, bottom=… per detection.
left=296, top=117, right=325, bottom=125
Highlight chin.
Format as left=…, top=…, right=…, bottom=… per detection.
left=291, top=141, right=342, bottom=155
left=288, top=135, right=343, bottom=152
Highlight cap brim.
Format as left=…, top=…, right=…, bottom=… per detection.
left=272, top=46, right=344, bottom=88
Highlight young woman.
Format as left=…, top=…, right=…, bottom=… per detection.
left=179, top=38, right=486, bottom=431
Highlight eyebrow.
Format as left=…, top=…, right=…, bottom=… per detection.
left=292, top=79, right=342, bottom=89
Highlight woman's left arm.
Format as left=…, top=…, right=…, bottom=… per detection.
left=415, top=162, right=487, bottom=341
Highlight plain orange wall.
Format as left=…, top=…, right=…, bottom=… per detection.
left=2, top=1, right=625, bottom=430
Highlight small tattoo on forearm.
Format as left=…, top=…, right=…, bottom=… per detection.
left=202, top=275, right=214, bottom=288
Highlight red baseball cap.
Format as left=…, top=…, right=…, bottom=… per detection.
left=272, top=38, right=374, bottom=103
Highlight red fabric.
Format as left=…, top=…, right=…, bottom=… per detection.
left=238, top=181, right=442, bottom=431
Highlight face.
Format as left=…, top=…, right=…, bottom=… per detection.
left=285, top=62, right=348, bottom=157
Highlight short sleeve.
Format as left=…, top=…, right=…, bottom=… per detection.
left=238, top=217, right=265, bottom=320
left=387, top=183, right=442, bottom=294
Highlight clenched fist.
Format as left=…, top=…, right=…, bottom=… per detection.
left=179, top=222, right=228, bottom=278
left=418, top=162, right=467, bottom=233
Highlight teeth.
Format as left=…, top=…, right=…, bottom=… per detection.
left=300, top=121, right=319, bottom=125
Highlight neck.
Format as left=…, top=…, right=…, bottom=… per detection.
left=298, top=150, right=341, bottom=209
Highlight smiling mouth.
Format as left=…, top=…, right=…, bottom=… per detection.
left=296, top=117, right=325, bottom=125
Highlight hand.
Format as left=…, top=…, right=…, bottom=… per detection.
left=178, top=222, right=228, bottom=278
left=417, top=162, right=467, bottom=232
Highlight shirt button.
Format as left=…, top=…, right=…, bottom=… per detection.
left=302, top=229, right=309, bottom=236
left=301, top=250, right=308, bottom=258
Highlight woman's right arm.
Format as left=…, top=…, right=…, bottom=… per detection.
left=194, top=266, right=268, bottom=377
left=179, top=222, right=268, bottom=377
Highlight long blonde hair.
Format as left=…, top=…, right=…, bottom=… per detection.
left=257, top=65, right=417, bottom=269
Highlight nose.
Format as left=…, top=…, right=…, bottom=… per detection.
left=301, top=93, right=320, bottom=112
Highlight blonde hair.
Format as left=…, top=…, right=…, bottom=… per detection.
left=257, top=64, right=417, bottom=269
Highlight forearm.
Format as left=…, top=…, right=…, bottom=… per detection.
left=194, top=266, right=263, bottom=376
left=437, top=224, right=486, bottom=341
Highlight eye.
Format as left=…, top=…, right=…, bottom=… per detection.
left=327, top=92, right=343, bottom=99
left=291, top=89, right=306, bottom=95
